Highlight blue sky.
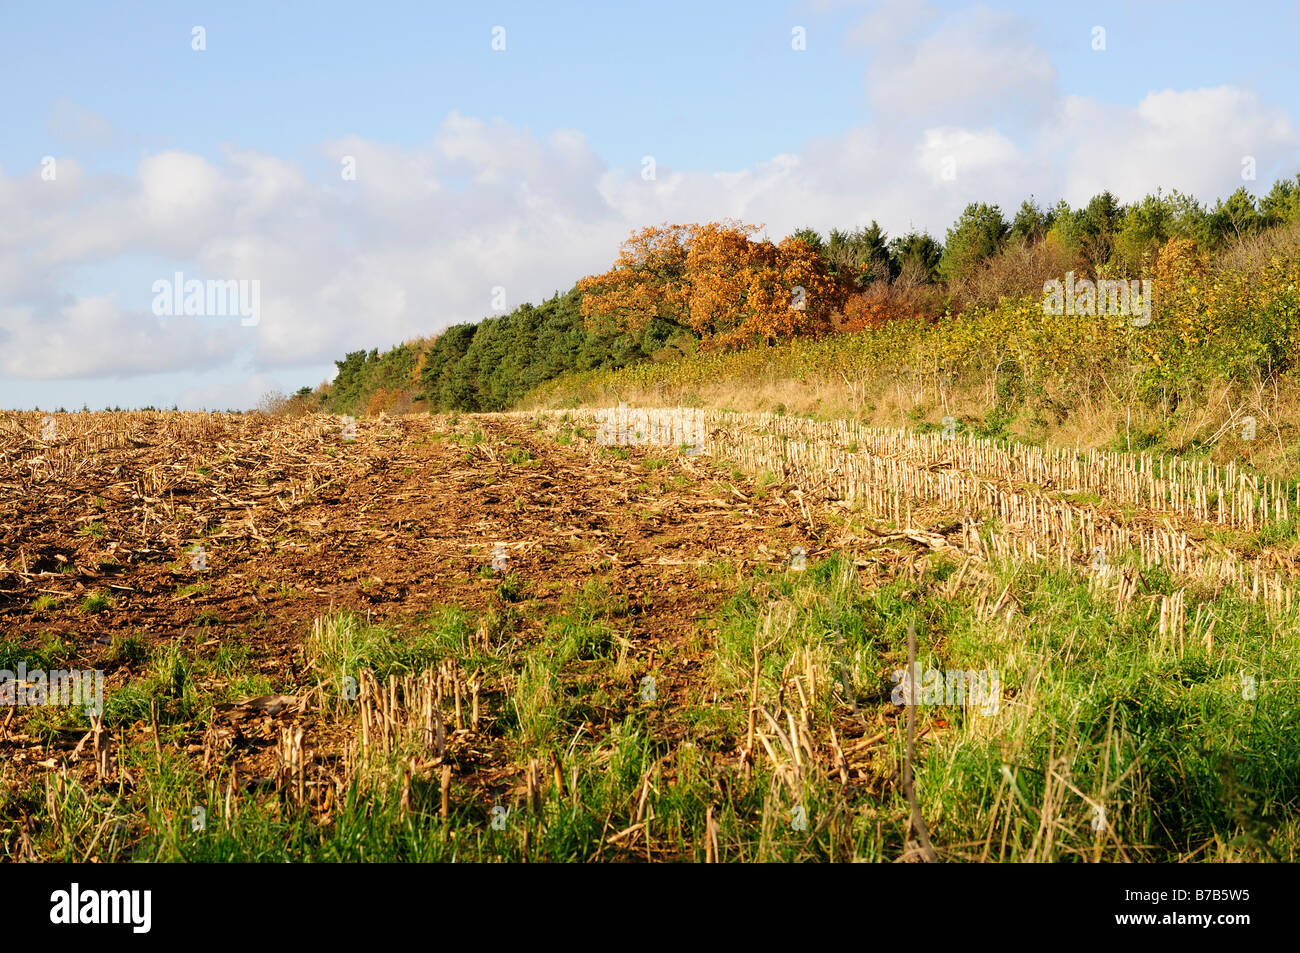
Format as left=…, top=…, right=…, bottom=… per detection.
left=2, top=0, right=1299, bottom=409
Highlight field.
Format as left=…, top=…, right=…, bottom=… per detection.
left=1, top=407, right=1298, bottom=861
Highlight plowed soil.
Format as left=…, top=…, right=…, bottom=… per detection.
left=1, top=411, right=823, bottom=800
left=2, top=412, right=811, bottom=653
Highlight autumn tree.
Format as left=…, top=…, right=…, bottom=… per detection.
left=580, top=222, right=842, bottom=348
left=575, top=223, right=695, bottom=337
left=834, top=283, right=930, bottom=332
left=732, top=234, right=843, bottom=345
left=680, top=222, right=762, bottom=337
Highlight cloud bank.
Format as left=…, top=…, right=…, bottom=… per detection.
left=3, top=3, right=1296, bottom=406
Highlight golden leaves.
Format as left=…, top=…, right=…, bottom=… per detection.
left=578, top=222, right=843, bottom=347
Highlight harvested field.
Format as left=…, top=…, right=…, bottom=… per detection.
left=2, top=408, right=1298, bottom=862
left=0, top=410, right=806, bottom=648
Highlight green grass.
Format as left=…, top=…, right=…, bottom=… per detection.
left=79, top=591, right=112, bottom=614
left=304, top=608, right=476, bottom=703
left=0, top=633, right=73, bottom=672
left=547, top=580, right=629, bottom=665
left=11, top=538, right=1297, bottom=862
left=495, top=573, right=524, bottom=603
left=707, top=549, right=1300, bottom=861
left=108, top=633, right=148, bottom=667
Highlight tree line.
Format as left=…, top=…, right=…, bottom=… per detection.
left=300, top=173, right=1300, bottom=414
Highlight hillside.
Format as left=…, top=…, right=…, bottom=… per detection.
left=302, top=180, right=1300, bottom=493
left=9, top=183, right=1300, bottom=865
left=309, top=180, right=1298, bottom=395
left=5, top=406, right=1298, bottom=861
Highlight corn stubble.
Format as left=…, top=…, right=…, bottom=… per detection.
left=1, top=408, right=1297, bottom=861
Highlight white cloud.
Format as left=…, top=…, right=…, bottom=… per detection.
left=917, top=127, right=1021, bottom=184
left=0, top=297, right=239, bottom=380
left=862, top=3, right=1057, bottom=127
left=3, top=9, right=1298, bottom=405
left=138, top=152, right=225, bottom=238
left=1051, top=87, right=1298, bottom=204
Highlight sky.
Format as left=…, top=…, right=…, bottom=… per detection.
left=2, top=0, right=1299, bottom=410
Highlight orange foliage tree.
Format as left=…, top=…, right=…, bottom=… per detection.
left=576, top=224, right=693, bottom=336
left=579, top=222, right=846, bottom=347
left=832, top=283, right=934, bottom=332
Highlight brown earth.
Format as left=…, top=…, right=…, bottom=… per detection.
left=0, top=411, right=829, bottom=810
left=1, top=410, right=813, bottom=657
